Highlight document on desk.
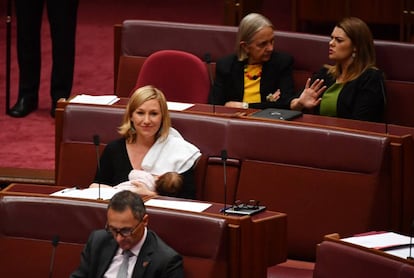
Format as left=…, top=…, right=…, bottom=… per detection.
left=145, top=199, right=211, bottom=212
left=342, top=232, right=414, bottom=259
left=70, top=94, right=120, bottom=105
left=166, top=101, right=194, bottom=111
left=50, top=187, right=121, bottom=200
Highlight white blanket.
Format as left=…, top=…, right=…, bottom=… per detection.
left=141, top=128, right=201, bottom=175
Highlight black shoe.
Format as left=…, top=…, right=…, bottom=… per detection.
left=8, top=97, right=38, bottom=118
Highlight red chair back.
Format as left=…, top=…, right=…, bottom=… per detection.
left=134, top=50, right=211, bottom=103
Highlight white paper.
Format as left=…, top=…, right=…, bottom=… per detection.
left=145, top=198, right=211, bottom=212
left=342, top=232, right=411, bottom=249
left=50, top=187, right=122, bottom=200
left=70, top=94, right=120, bottom=105
left=386, top=247, right=413, bottom=259
left=167, top=101, right=194, bottom=111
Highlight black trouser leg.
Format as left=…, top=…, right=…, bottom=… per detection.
left=47, top=0, right=79, bottom=107
left=14, top=0, right=44, bottom=102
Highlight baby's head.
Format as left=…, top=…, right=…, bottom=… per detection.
left=155, top=172, right=183, bottom=196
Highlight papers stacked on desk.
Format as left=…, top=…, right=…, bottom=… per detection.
left=70, top=94, right=120, bottom=105
left=166, top=101, right=194, bottom=111
left=145, top=198, right=211, bottom=212
left=50, top=188, right=213, bottom=213
left=342, top=232, right=413, bottom=259
left=50, top=187, right=121, bottom=200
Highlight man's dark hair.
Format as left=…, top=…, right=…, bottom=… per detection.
left=108, top=190, right=146, bottom=221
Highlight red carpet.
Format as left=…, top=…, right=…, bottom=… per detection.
left=0, top=0, right=292, bottom=170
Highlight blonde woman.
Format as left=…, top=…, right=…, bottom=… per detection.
left=90, top=85, right=201, bottom=199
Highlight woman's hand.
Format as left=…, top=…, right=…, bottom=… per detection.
left=225, top=101, right=245, bottom=108
left=224, top=89, right=281, bottom=108
left=266, top=89, right=281, bottom=102
left=89, top=183, right=112, bottom=188
left=291, top=78, right=326, bottom=110
left=130, top=180, right=157, bottom=196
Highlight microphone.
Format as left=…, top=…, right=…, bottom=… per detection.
left=221, top=149, right=228, bottom=213
left=93, top=134, right=102, bottom=200
left=380, top=79, right=388, bottom=134
left=408, top=219, right=414, bottom=260
left=49, top=235, right=60, bottom=278
left=204, top=52, right=215, bottom=114
left=204, top=52, right=214, bottom=87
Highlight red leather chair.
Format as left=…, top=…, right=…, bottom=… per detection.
left=134, top=49, right=211, bottom=103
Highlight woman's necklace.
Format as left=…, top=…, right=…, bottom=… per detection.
left=244, top=64, right=262, bottom=80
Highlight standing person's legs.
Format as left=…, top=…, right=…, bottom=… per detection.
left=47, top=0, right=79, bottom=117
left=9, top=0, right=44, bottom=117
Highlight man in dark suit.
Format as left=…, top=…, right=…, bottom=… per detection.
left=70, top=190, right=183, bottom=278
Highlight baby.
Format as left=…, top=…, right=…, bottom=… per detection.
left=115, top=169, right=183, bottom=196
left=154, top=171, right=183, bottom=196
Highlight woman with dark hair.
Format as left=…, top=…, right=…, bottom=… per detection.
left=290, top=17, right=386, bottom=122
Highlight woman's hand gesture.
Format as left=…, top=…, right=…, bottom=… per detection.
left=298, top=78, right=326, bottom=109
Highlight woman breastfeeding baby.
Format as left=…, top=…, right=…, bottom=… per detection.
left=89, top=85, right=201, bottom=199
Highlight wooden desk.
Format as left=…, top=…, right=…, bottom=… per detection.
left=1, top=183, right=287, bottom=278
left=55, top=98, right=414, bottom=231
left=1, top=183, right=65, bottom=196
left=0, top=167, right=55, bottom=187
left=59, top=98, right=389, bottom=134
left=55, top=99, right=414, bottom=234
left=313, top=233, right=414, bottom=277
left=324, top=233, right=414, bottom=267
left=292, top=0, right=402, bottom=41
left=223, top=0, right=264, bottom=26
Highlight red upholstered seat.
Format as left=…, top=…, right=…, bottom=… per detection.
left=134, top=49, right=211, bottom=104
left=313, top=240, right=414, bottom=278
left=267, top=260, right=314, bottom=278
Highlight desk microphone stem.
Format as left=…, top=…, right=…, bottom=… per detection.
left=93, top=135, right=102, bottom=200
left=204, top=53, right=215, bottom=114
left=221, top=150, right=228, bottom=214
left=408, top=236, right=413, bottom=260
left=408, top=219, right=414, bottom=260
left=49, top=235, right=59, bottom=278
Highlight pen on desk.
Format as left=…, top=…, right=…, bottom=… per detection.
left=219, top=206, right=232, bottom=213
left=60, top=187, right=78, bottom=194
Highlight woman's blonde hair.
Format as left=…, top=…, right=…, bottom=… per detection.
left=236, top=13, right=275, bottom=61
left=118, top=85, right=171, bottom=143
left=326, top=17, right=377, bottom=82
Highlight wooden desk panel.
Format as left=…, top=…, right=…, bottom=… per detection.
left=57, top=98, right=390, bottom=135
left=1, top=183, right=65, bottom=196
left=293, top=0, right=401, bottom=40
left=295, top=1, right=401, bottom=25
left=313, top=234, right=414, bottom=277
left=0, top=167, right=55, bottom=187
left=55, top=99, right=414, bottom=235
left=0, top=237, right=84, bottom=278
left=324, top=233, right=414, bottom=266
left=223, top=0, right=264, bottom=26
